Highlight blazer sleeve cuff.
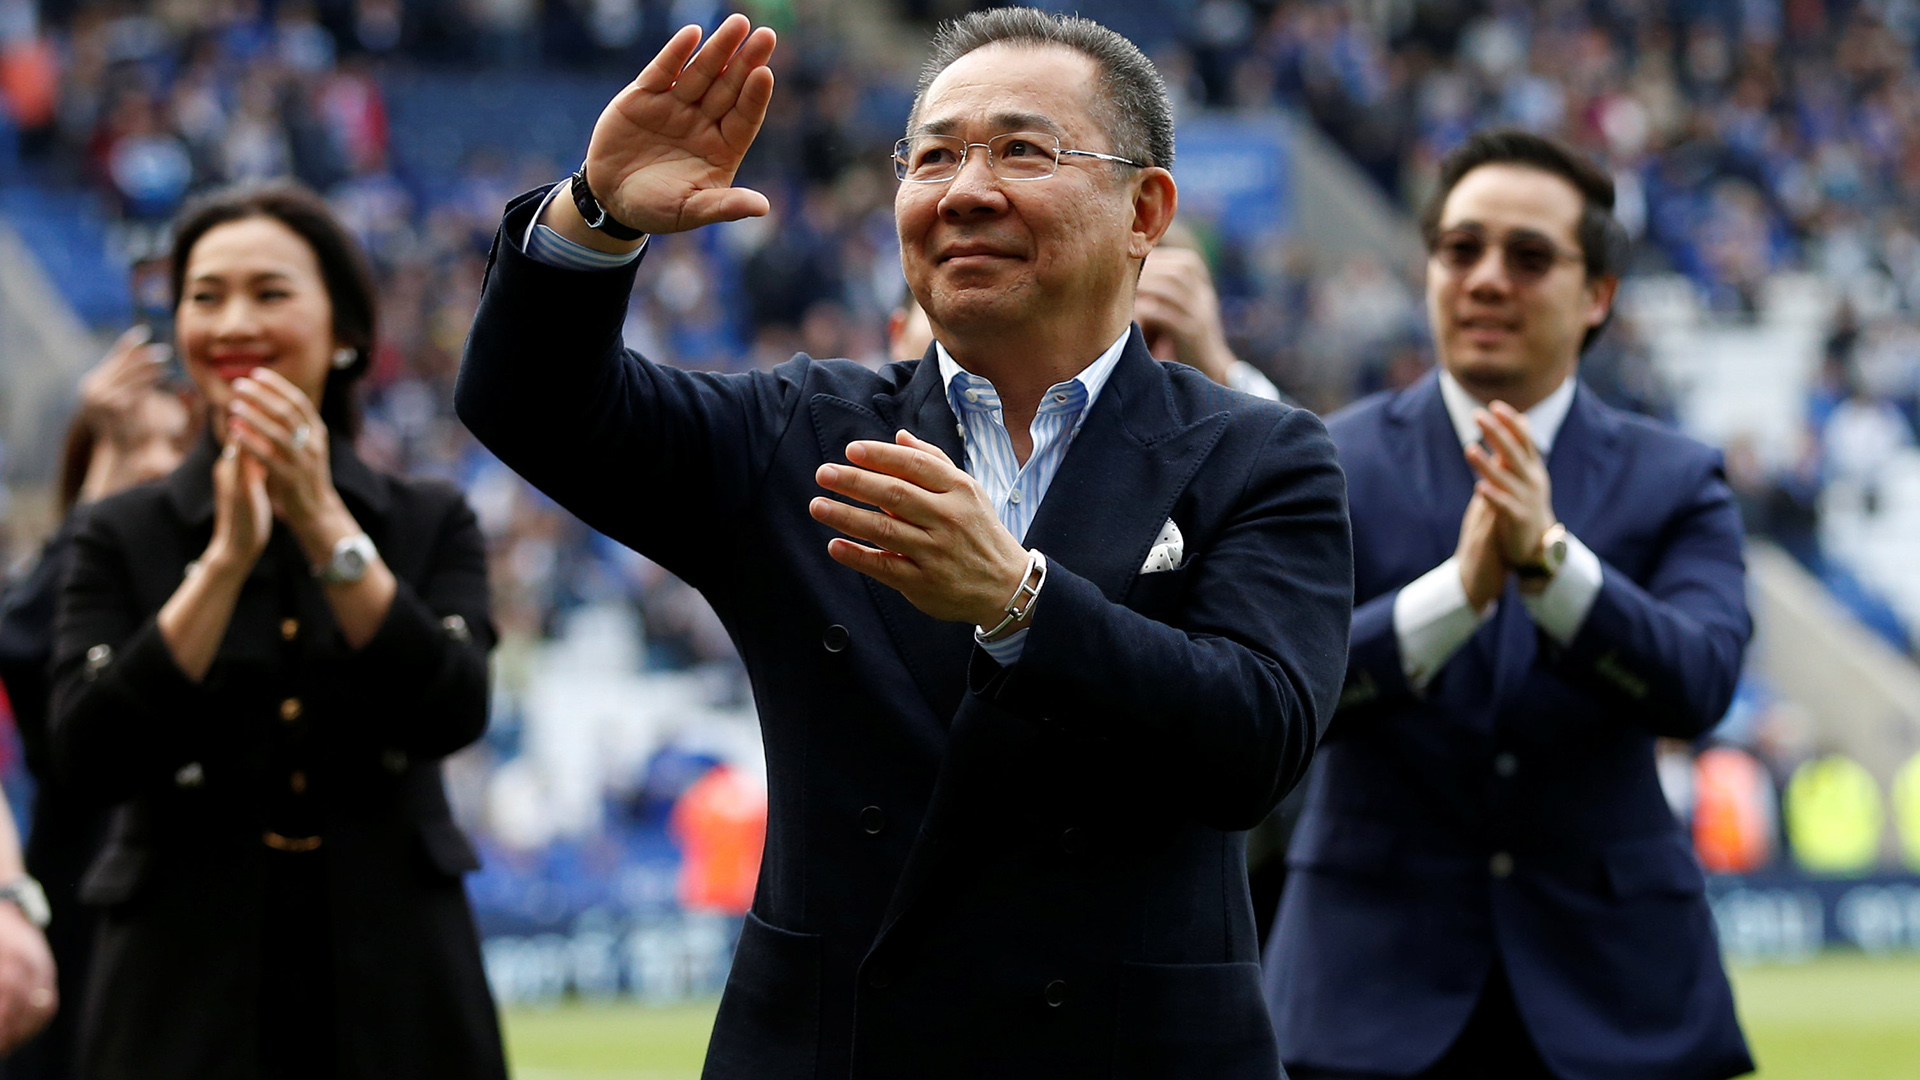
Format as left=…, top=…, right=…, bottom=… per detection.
left=340, top=582, right=486, bottom=686
left=103, top=617, right=211, bottom=715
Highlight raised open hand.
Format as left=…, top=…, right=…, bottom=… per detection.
left=585, top=14, right=777, bottom=236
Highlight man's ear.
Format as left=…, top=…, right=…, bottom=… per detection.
left=1128, top=168, right=1178, bottom=260
left=1586, top=274, right=1620, bottom=329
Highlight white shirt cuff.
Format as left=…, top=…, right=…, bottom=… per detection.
left=1520, top=532, right=1603, bottom=646
left=522, top=181, right=648, bottom=271
left=1394, top=556, right=1497, bottom=692
left=976, top=626, right=1027, bottom=666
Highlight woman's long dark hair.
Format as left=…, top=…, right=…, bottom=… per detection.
left=168, top=182, right=377, bottom=437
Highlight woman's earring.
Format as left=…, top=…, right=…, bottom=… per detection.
left=331, top=347, right=356, bottom=370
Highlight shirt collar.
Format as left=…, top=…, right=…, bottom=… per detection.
left=1438, top=368, right=1578, bottom=456
left=935, top=327, right=1131, bottom=420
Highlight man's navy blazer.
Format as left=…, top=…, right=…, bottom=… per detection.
left=1263, top=370, right=1753, bottom=1080
left=458, top=190, right=1353, bottom=1080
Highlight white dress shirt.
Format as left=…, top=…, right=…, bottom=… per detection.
left=1393, top=371, right=1604, bottom=692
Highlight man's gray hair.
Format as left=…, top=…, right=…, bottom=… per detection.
left=909, top=8, right=1174, bottom=172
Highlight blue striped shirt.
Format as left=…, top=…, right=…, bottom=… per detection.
left=938, top=331, right=1128, bottom=664
left=518, top=180, right=1127, bottom=667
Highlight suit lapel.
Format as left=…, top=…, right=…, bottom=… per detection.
left=870, top=332, right=1231, bottom=948
left=810, top=353, right=974, bottom=727
left=1021, top=330, right=1229, bottom=601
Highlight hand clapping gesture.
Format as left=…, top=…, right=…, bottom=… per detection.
left=225, top=368, right=362, bottom=570
left=1464, top=401, right=1558, bottom=584
left=811, top=431, right=1034, bottom=632
left=582, top=14, right=778, bottom=237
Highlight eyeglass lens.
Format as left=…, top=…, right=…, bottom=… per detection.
left=1434, top=229, right=1573, bottom=284
left=895, top=133, right=1061, bottom=182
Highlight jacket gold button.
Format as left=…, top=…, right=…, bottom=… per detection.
left=290, top=771, right=308, bottom=794
left=280, top=698, right=303, bottom=722
left=280, top=618, right=299, bottom=641
left=174, top=762, right=204, bottom=788
left=1490, top=852, right=1514, bottom=878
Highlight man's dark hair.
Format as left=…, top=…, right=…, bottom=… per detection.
left=169, top=181, right=378, bottom=437
left=909, top=8, right=1173, bottom=173
left=1421, top=129, right=1627, bottom=353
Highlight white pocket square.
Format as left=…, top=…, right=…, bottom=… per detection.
left=1140, top=518, right=1185, bottom=574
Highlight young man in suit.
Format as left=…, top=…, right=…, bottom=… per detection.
left=1263, top=129, right=1754, bottom=1080
left=456, top=8, right=1351, bottom=1078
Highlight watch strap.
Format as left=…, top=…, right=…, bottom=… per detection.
left=570, top=169, right=645, bottom=242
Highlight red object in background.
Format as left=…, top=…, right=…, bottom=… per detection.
left=0, top=37, right=59, bottom=130
left=669, top=764, right=767, bottom=916
left=1693, top=746, right=1774, bottom=874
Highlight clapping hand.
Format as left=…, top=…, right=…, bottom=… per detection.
left=1136, top=247, right=1237, bottom=385
left=810, top=430, right=1032, bottom=629
left=583, top=14, right=777, bottom=237
left=1464, top=402, right=1557, bottom=571
left=227, top=368, right=362, bottom=568
left=78, top=325, right=169, bottom=447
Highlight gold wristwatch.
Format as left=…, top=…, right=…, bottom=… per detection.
left=1515, top=522, right=1569, bottom=583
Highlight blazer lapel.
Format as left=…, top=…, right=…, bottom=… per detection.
left=809, top=352, right=975, bottom=728
left=1385, top=372, right=1477, bottom=563
left=870, top=331, right=1231, bottom=949
left=1020, top=330, right=1229, bottom=600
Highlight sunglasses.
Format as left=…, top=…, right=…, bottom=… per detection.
left=1431, top=227, right=1584, bottom=285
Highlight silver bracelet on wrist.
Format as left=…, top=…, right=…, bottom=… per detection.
left=980, top=549, right=1047, bottom=640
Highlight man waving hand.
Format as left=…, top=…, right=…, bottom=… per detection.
left=458, top=10, right=1351, bottom=1078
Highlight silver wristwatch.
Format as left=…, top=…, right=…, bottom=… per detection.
left=315, top=532, right=376, bottom=585
left=0, top=876, right=50, bottom=929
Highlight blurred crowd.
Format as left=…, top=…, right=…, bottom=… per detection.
left=4, top=0, right=1920, bottom=887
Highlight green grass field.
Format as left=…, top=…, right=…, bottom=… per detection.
left=502, top=953, right=1920, bottom=1079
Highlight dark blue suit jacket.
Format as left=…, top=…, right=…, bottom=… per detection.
left=458, top=190, right=1353, bottom=1080
left=1263, top=371, right=1754, bottom=1080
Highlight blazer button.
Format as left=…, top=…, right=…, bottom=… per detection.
left=280, top=618, right=299, bottom=641
left=1494, top=752, right=1518, bottom=778
left=280, top=698, right=303, bottom=723
left=823, top=624, right=850, bottom=653
left=866, top=965, right=891, bottom=989
left=860, top=806, right=886, bottom=835
left=1489, top=851, right=1515, bottom=878
left=1059, top=827, right=1084, bottom=855
left=382, top=749, right=409, bottom=774
left=1044, top=979, right=1069, bottom=1007
left=174, top=762, right=205, bottom=788
left=290, top=771, right=308, bottom=794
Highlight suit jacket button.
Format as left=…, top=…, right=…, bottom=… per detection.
left=1489, top=851, right=1514, bottom=878
left=823, top=624, right=850, bottom=653
left=280, top=698, right=303, bottom=723
left=280, top=618, right=299, bottom=641
left=1044, top=979, right=1068, bottom=1007
left=1494, top=752, right=1518, bottom=778
left=1059, top=827, right=1083, bottom=855
left=866, top=965, right=891, bottom=989
left=860, top=806, right=886, bottom=835
left=382, top=749, right=409, bottom=774
left=174, top=762, right=205, bottom=788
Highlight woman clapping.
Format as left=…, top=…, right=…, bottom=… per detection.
left=49, top=183, right=507, bottom=1080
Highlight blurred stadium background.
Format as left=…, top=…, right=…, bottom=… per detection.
left=4, top=0, right=1920, bottom=1075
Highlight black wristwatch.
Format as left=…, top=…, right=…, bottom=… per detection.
left=569, top=168, right=645, bottom=242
